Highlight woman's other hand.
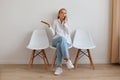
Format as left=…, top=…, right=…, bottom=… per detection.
left=64, top=16, right=68, bottom=23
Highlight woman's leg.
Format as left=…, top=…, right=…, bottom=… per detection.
left=52, top=36, right=74, bottom=71
left=58, top=37, right=74, bottom=69
left=52, top=37, right=63, bottom=67
left=58, top=37, right=70, bottom=60
left=52, top=36, right=71, bottom=66
left=56, top=43, right=62, bottom=66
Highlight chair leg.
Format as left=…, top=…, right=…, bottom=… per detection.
left=29, top=50, right=36, bottom=67
left=74, top=49, right=81, bottom=69
left=87, top=49, right=95, bottom=70
left=51, top=50, right=56, bottom=68
left=42, top=49, right=49, bottom=65
left=41, top=50, right=47, bottom=65
left=39, top=50, right=48, bottom=69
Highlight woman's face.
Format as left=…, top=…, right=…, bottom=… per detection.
left=58, top=10, right=67, bottom=19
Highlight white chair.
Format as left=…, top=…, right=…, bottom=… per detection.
left=27, top=29, right=49, bottom=67
left=73, top=30, right=96, bottom=69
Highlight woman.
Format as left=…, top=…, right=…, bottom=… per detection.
left=41, top=8, right=74, bottom=75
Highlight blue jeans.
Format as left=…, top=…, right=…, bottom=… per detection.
left=52, top=36, right=71, bottom=66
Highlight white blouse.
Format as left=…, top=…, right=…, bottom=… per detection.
left=49, top=19, right=72, bottom=44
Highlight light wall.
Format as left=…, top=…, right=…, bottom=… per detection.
left=0, top=0, right=111, bottom=64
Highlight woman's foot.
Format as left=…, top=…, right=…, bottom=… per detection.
left=66, top=60, right=74, bottom=69
left=54, top=67, right=63, bottom=75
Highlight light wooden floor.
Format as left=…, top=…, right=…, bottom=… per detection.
left=0, top=64, right=120, bottom=80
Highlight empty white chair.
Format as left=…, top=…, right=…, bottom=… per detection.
left=73, top=30, right=96, bottom=69
left=27, top=29, right=49, bottom=67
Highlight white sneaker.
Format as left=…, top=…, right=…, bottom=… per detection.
left=54, top=67, right=63, bottom=75
left=66, top=60, right=74, bottom=69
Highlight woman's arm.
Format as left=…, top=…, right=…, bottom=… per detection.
left=63, top=21, right=71, bottom=34
left=41, top=20, right=55, bottom=36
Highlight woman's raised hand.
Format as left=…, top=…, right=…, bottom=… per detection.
left=64, top=16, right=68, bottom=23
left=41, top=21, right=51, bottom=28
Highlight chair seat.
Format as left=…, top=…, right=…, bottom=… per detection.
left=73, top=44, right=96, bottom=49
left=27, top=46, right=48, bottom=50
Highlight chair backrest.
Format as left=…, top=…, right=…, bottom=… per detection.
left=27, top=29, right=49, bottom=50
left=73, top=30, right=96, bottom=49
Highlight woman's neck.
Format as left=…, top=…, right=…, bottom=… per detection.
left=59, top=18, right=64, bottom=23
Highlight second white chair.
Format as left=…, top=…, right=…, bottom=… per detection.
left=73, top=30, right=96, bottom=69
left=27, top=29, right=49, bottom=67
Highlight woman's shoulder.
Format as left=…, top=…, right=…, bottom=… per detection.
left=53, top=19, right=59, bottom=24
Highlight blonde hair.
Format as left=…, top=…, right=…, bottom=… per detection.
left=58, top=8, right=67, bottom=19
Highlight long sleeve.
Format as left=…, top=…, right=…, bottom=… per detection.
left=49, top=20, right=56, bottom=36
left=49, top=26, right=55, bottom=36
